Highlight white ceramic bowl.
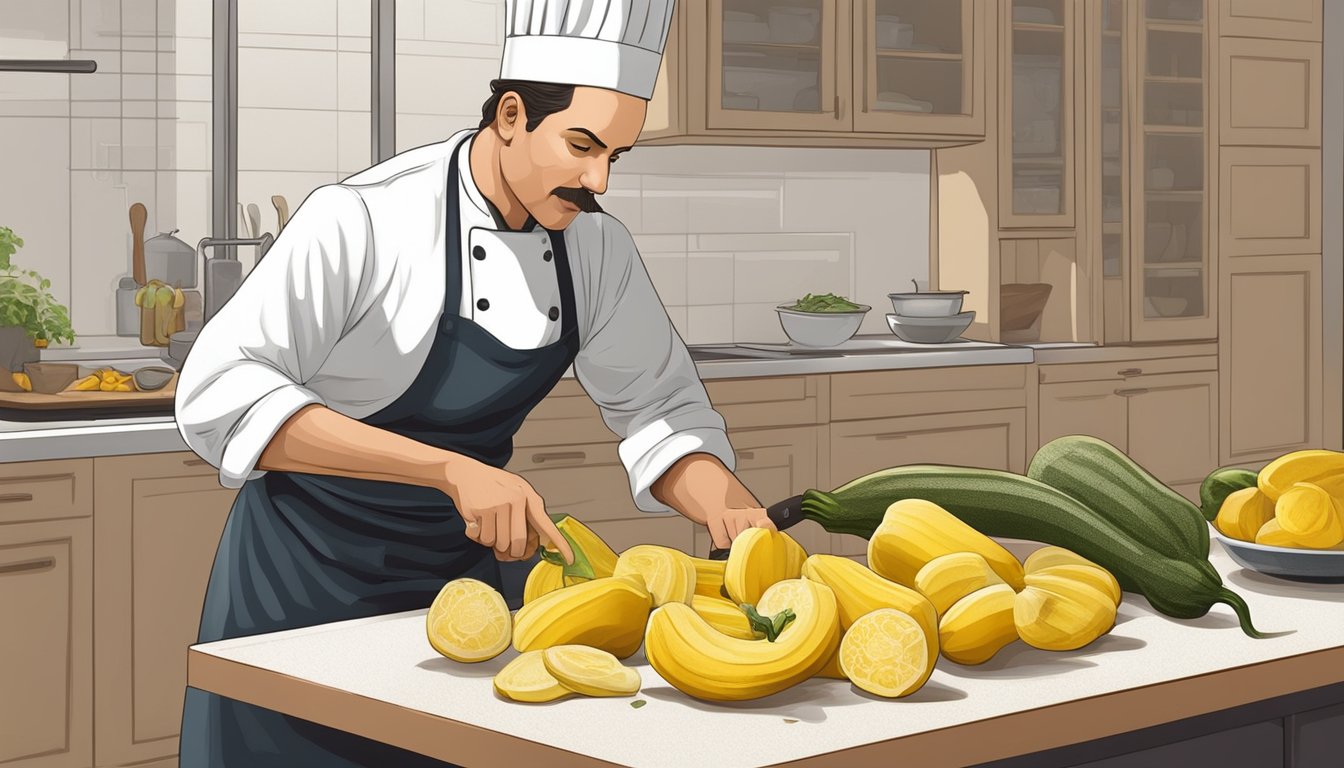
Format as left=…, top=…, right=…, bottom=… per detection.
left=887, top=290, right=968, bottom=317
left=886, top=311, right=975, bottom=343
left=776, top=304, right=869, bottom=347
left=1212, top=528, right=1344, bottom=583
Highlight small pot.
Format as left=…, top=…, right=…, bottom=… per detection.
left=0, top=325, right=40, bottom=373
left=23, top=362, right=79, bottom=394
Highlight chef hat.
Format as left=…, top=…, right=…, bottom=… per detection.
left=500, top=0, right=675, bottom=100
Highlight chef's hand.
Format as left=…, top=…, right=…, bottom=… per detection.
left=441, top=458, right=574, bottom=564
left=706, top=506, right=777, bottom=551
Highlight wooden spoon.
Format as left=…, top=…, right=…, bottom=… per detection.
left=129, top=202, right=147, bottom=285
left=272, top=195, right=290, bottom=233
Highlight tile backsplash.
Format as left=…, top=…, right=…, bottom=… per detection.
left=1, top=0, right=931, bottom=346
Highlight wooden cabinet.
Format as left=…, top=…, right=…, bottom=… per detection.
left=0, top=511, right=92, bottom=768
left=1218, top=0, right=1323, bottom=42
left=1219, top=38, right=1322, bottom=146
left=1219, top=146, right=1322, bottom=259
left=1038, top=354, right=1218, bottom=500
left=647, top=0, right=984, bottom=147
left=92, top=453, right=236, bottom=768
left=1000, top=0, right=1078, bottom=228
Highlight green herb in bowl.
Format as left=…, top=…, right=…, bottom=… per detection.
left=788, top=293, right=864, bottom=313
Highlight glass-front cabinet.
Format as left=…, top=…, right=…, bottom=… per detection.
left=852, top=0, right=982, bottom=136
left=1000, top=0, right=1075, bottom=227
left=1092, top=0, right=1213, bottom=342
left=706, top=0, right=849, bottom=131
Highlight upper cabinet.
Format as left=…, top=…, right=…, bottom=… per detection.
left=1218, top=0, right=1323, bottom=41
left=853, top=0, right=984, bottom=136
left=1000, top=0, right=1077, bottom=227
left=644, top=0, right=985, bottom=147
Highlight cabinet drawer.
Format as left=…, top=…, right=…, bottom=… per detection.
left=513, top=380, right=613, bottom=448
left=508, top=443, right=641, bottom=523
left=831, top=408, right=1028, bottom=478
left=588, top=516, right=696, bottom=555
left=831, top=366, right=1028, bottom=421
left=0, top=458, right=92, bottom=525
left=1039, top=355, right=1217, bottom=385
left=705, top=376, right=826, bottom=429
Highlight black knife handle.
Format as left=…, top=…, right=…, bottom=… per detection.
left=707, top=494, right=806, bottom=561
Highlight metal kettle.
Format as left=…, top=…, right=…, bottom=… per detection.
left=143, top=228, right=198, bottom=288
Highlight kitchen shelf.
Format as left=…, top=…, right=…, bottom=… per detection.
left=1145, top=75, right=1202, bottom=84
left=1012, top=22, right=1066, bottom=32
left=1143, top=125, right=1204, bottom=133
left=724, top=41, right=823, bottom=52
left=1145, top=20, right=1203, bottom=32
left=1145, top=190, right=1203, bottom=201
left=874, top=50, right=964, bottom=61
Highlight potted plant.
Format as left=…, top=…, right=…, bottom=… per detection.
left=0, top=226, right=76, bottom=373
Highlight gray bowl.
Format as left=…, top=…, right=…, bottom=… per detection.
left=1212, top=528, right=1344, bottom=583
left=775, top=304, right=870, bottom=347
left=133, top=366, right=176, bottom=391
left=888, top=290, right=968, bottom=317
left=886, top=311, right=975, bottom=343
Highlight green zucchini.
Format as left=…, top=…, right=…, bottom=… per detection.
left=1200, top=467, right=1259, bottom=522
left=1027, top=435, right=1214, bottom=581
left=798, top=465, right=1265, bottom=638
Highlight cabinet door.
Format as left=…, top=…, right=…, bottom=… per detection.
left=852, top=0, right=983, bottom=136
left=1093, top=0, right=1131, bottom=342
left=0, top=519, right=91, bottom=768
left=640, top=0, right=684, bottom=141
left=1131, top=0, right=1215, bottom=341
left=1219, top=38, right=1321, bottom=147
left=93, top=453, right=237, bottom=767
left=509, top=442, right=642, bottom=523
left=1125, top=371, right=1218, bottom=487
left=1038, top=380, right=1128, bottom=453
left=699, top=0, right=851, bottom=131
left=999, top=0, right=1076, bottom=227
left=1219, top=254, right=1322, bottom=464
left=1219, top=0, right=1323, bottom=41
left=1219, top=146, right=1322, bottom=259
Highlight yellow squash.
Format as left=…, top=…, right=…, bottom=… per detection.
left=914, top=551, right=1005, bottom=617
left=493, top=650, right=570, bottom=703
left=426, top=578, right=511, bottom=663
left=521, top=516, right=621, bottom=605
left=723, top=528, right=808, bottom=606
left=512, top=574, right=652, bottom=659
left=938, top=583, right=1018, bottom=665
left=1015, top=573, right=1117, bottom=651
left=1258, top=449, right=1344, bottom=500
left=522, top=560, right=566, bottom=605
left=541, top=645, right=641, bottom=697
left=689, top=556, right=728, bottom=598
left=645, top=578, right=840, bottom=701
left=1273, top=482, right=1344, bottom=547
left=1214, top=487, right=1277, bottom=543
left=689, top=594, right=757, bottom=640
left=1022, top=546, right=1122, bottom=606
left=613, top=545, right=696, bottom=606
left=868, top=498, right=1026, bottom=591
left=839, top=608, right=933, bottom=698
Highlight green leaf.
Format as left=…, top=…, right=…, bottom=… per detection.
left=630, top=700, right=646, bottom=709
left=538, top=523, right=596, bottom=581
left=740, top=604, right=796, bottom=642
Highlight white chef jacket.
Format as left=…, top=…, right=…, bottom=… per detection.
left=174, top=128, right=735, bottom=514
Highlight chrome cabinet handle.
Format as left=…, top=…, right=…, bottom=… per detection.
left=532, top=451, right=587, bottom=464
left=0, top=557, right=55, bottom=575
left=0, top=492, right=34, bottom=503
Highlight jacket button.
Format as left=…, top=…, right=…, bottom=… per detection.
left=543, top=250, right=553, bottom=262
left=477, top=298, right=490, bottom=311
left=549, top=306, right=559, bottom=321
left=472, top=245, right=486, bottom=260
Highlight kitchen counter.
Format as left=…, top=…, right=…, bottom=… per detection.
left=0, top=335, right=1047, bottom=462
left=187, top=540, right=1344, bottom=768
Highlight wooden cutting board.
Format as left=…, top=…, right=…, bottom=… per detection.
left=0, top=373, right=177, bottom=413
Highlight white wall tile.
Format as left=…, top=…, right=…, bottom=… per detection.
left=122, top=50, right=156, bottom=74
left=596, top=173, right=641, bottom=233
left=734, top=302, right=789, bottom=344
left=424, top=0, right=502, bottom=46
left=121, top=0, right=156, bottom=36
left=0, top=117, right=71, bottom=304
left=338, top=0, right=371, bottom=37
left=239, top=0, right=336, bottom=37
left=69, top=169, right=152, bottom=336
left=396, top=113, right=469, bottom=154
left=337, top=51, right=371, bottom=112
left=156, top=73, right=210, bottom=102
left=158, top=0, right=211, bottom=40
left=0, top=99, right=71, bottom=118
left=238, top=108, right=339, bottom=172
left=686, top=305, right=734, bottom=345
left=78, top=0, right=121, bottom=51
left=71, top=72, right=120, bottom=100
left=687, top=251, right=734, bottom=305
left=396, top=53, right=497, bottom=116
left=122, top=73, right=156, bottom=100
left=239, top=48, right=338, bottom=110
left=641, top=253, right=687, bottom=306
left=1, top=0, right=70, bottom=46
left=158, top=103, right=210, bottom=170
left=164, top=36, right=210, bottom=75
left=122, top=100, right=154, bottom=117
left=72, top=100, right=119, bottom=117
left=121, top=117, right=156, bottom=169
left=395, top=0, right=426, bottom=40
left=337, top=112, right=371, bottom=173
left=156, top=169, right=210, bottom=246
left=71, top=117, right=117, bottom=169
left=71, top=49, right=120, bottom=73
left=665, top=305, right=688, bottom=340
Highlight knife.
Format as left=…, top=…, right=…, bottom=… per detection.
left=707, top=493, right=807, bottom=561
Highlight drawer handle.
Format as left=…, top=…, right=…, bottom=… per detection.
left=0, top=557, right=55, bottom=575
left=1114, top=388, right=1149, bottom=397
left=873, top=433, right=908, bottom=441
left=1117, top=368, right=1143, bottom=377
left=532, top=451, right=587, bottom=464
left=183, top=458, right=210, bottom=467
left=736, top=450, right=755, bottom=460
left=0, top=492, right=34, bottom=503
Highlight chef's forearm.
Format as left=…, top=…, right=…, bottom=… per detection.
left=255, top=403, right=472, bottom=491
left=650, top=452, right=760, bottom=524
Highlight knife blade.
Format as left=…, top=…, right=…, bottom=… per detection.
left=707, top=493, right=806, bottom=561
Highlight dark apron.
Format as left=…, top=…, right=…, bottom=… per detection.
left=180, top=134, right=580, bottom=768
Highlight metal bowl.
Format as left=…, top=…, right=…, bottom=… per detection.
left=775, top=304, right=870, bottom=347
left=1212, top=528, right=1344, bottom=583
left=886, top=311, right=975, bottom=343
left=887, top=290, right=969, bottom=317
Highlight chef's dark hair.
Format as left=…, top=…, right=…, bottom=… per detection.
left=479, top=79, right=576, bottom=132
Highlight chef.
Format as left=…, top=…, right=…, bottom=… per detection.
left=175, top=0, right=776, bottom=765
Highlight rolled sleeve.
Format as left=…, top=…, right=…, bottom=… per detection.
left=174, top=184, right=371, bottom=488
left=573, top=215, right=737, bottom=514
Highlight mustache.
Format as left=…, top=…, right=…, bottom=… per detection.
left=552, top=186, right=603, bottom=213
